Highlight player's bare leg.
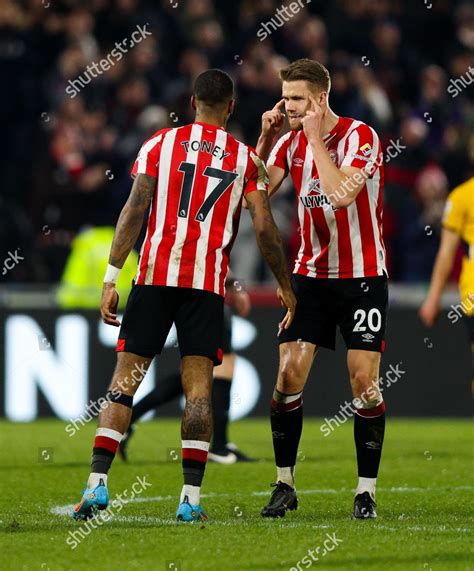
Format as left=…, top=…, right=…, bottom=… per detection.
left=72, top=352, right=152, bottom=519
left=213, top=352, right=234, bottom=380
left=181, top=355, right=213, bottom=442
left=98, top=352, right=153, bottom=434
left=347, top=349, right=385, bottom=519
left=90, top=352, right=152, bottom=485
left=261, top=340, right=316, bottom=517
left=277, top=341, right=317, bottom=393
left=177, top=355, right=214, bottom=521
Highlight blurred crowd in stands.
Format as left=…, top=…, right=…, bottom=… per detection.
left=0, top=0, right=472, bottom=286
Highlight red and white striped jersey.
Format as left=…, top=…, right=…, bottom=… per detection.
left=268, top=117, right=386, bottom=279
left=131, top=122, right=267, bottom=296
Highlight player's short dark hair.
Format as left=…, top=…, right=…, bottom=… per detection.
left=193, top=69, right=234, bottom=106
left=279, top=59, right=331, bottom=92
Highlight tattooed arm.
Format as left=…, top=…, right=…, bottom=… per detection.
left=245, top=189, right=296, bottom=330
left=101, top=173, right=156, bottom=326
left=108, top=173, right=156, bottom=268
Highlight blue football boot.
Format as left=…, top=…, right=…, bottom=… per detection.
left=176, top=496, right=208, bottom=522
left=72, top=478, right=109, bottom=521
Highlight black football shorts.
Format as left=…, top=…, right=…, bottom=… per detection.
left=116, top=284, right=224, bottom=365
left=279, top=273, right=388, bottom=352
left=222, top=305, right=233, bottom=355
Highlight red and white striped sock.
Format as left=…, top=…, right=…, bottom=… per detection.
left=89, top=427, right=123, bottom=487
left=180, top=439, right=210, bottom=505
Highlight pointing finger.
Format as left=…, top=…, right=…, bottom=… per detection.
left=309, top=95, right=319, bottom=111
left=272, top=98, right=285, bottom=111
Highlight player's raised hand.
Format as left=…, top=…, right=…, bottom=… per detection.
left=261, top=99, right=286, bottom=138
left=277, top=286, right=297, bottom=334
left=101, top=282, right=121, bottom=326
left=301, top=95, right=324, bottom=141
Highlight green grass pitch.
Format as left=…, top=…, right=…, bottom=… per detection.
left=0, top=418, right=472, bottom=570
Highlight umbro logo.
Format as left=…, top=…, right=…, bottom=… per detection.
left=366, top=441, right=381, bottom=450
left=362, top=333, right=374, bottom=342
left=293, top=158, right=304, bottom=167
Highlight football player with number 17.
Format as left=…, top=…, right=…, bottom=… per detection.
left=71, top=69, right=296, bottom=523
left=257, top=59, right=388, bottom=519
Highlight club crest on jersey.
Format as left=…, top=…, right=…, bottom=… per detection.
left=299, top=178, right=333, bottom=210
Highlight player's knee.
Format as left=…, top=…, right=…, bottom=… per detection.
left=111, top=354, right=151, bottom=395
left=351, top=369, right=372, bottom=385
left=351, top=369, right=378, bottom=400
left=278, top=362, right=307, bottom=392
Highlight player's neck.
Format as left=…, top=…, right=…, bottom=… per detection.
left=321, top=109, right=340, bottom=137
left=194, top=113, right=227, bottom=130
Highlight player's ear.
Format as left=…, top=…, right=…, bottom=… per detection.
left=191, top=95, right=197, bottom=111
left=228, top=99, right=235, bottom=116
left=319, top=91, right=328, bottom=107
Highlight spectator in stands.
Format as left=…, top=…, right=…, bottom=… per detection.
left=398, top=166, right=450, bottom=282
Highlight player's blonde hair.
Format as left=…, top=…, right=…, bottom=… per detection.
left=279, top=59, right=331, bottom=93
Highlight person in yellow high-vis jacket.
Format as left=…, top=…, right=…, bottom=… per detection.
left=420, top=177, right=474, bottom=351
left=57, top=227, right=138, bottom=309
